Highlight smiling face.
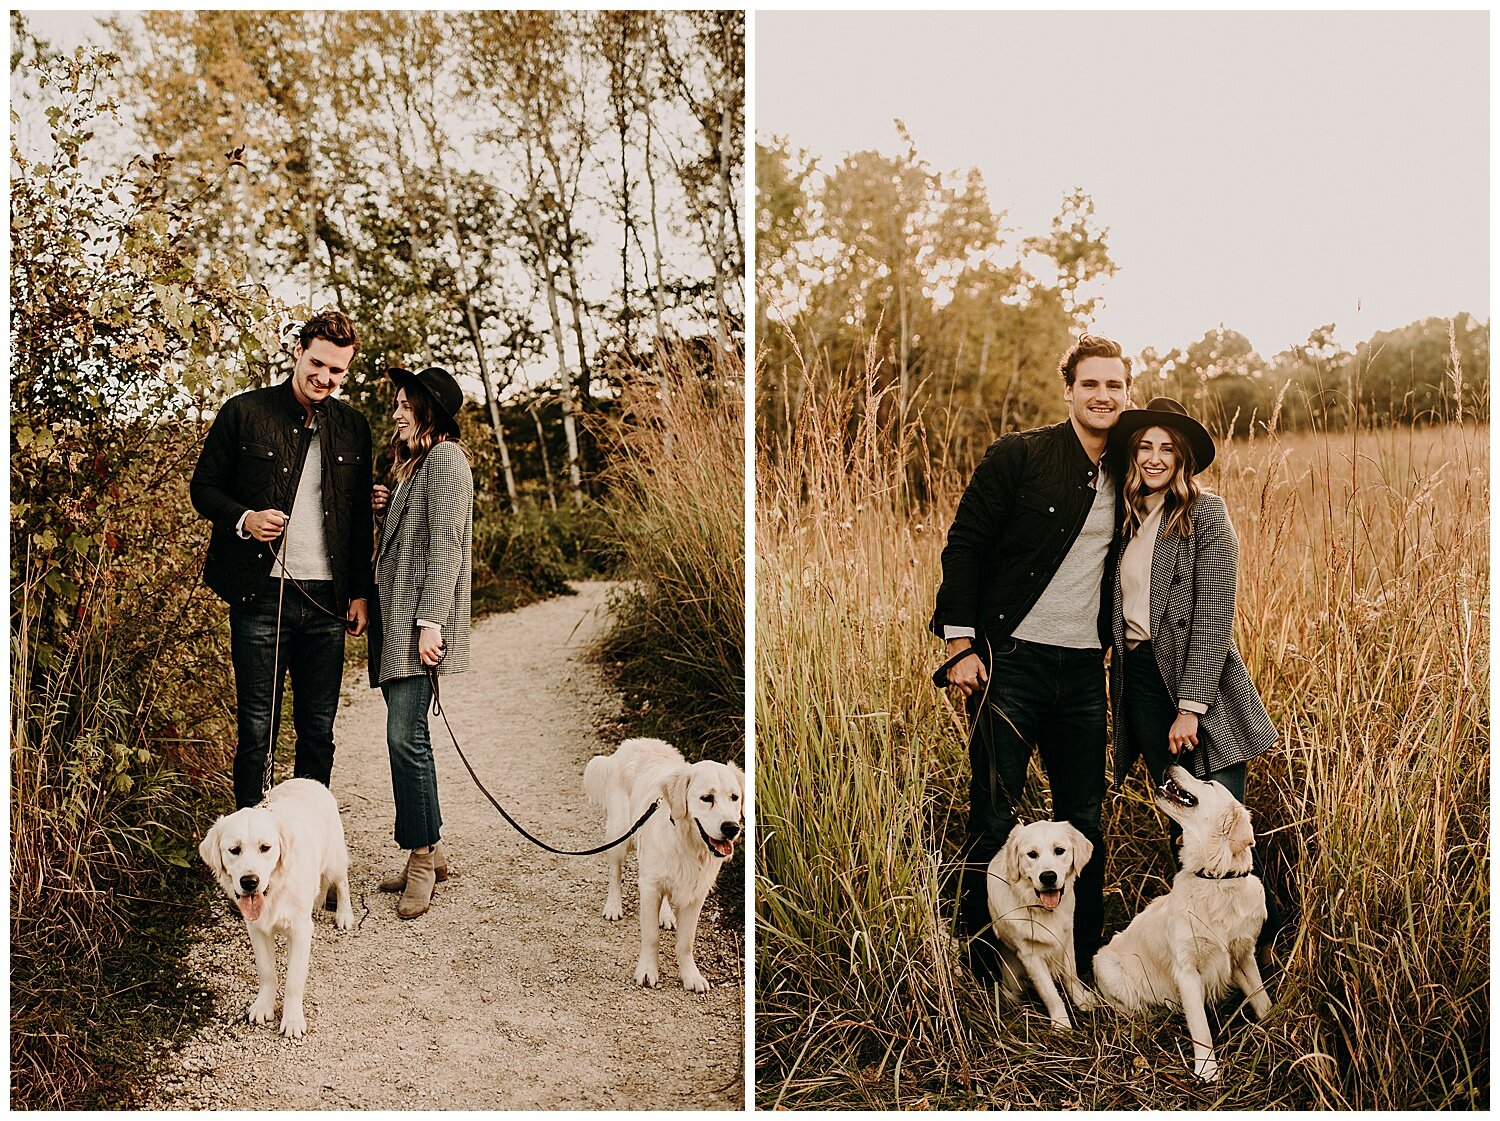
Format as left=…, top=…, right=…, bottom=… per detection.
left=199, top=807, right=285, bottom=922
left=291, top=338, right=355, bottom=412
left=683, top=760, right=745, bottom=860
left=1134, top=425, right=1180, bottom=494
left=1064, top=355, right=1130, bottom=438
left=392, top=388, right=417, bottom=447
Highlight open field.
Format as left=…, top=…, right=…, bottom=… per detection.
left=755, top=394, right=1487, bottom=1109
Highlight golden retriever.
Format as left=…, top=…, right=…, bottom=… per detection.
left=198, top=778, right=355, bottom=1038
left=1092, top=765, right=1272, bottom=1081
left=985, top=819, right=1096, bottom=1029
left=583, top=738, right=744, bottom=992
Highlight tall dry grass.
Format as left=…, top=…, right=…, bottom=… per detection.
left=596, top=344, right=747, bottom=765
left=755, top=360, right=1487, bottom=1108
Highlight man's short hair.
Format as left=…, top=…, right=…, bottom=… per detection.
left=298, top=310, right=360, bottom=355
left=1058, top=334, right=1131, bottom=386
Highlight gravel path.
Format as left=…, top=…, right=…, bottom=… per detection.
left=149, top=581, right=745, bottom=1110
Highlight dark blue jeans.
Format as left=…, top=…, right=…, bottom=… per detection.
left=961, top=637, right=1108, bottom=970
left=380, top=673, right=443, bottom=851
left=1122, top=641, right=1245, bottom=796
left=229, top=579, right=346, bottom=809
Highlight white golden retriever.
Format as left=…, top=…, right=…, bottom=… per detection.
left=583, top=738, right=745, bottom=992
left=985, top=819, right=1095, bottom=1029
left=198, top=778, right=355, bottom=1038
left=1093, top=766, right=1272, bottom=1081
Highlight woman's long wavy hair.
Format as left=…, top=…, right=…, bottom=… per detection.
left=1121, top=422, right=1199, bottom=541
left=388, top=383, right=469, bottom=485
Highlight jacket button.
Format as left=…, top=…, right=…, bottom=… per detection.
left=1048, top=506, right=1055, bottom=513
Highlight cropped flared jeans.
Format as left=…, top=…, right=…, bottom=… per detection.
left=381, top=672, right=444, bottom=851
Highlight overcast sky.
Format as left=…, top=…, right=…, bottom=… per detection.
left=756, top=10, right=1489, bottom=357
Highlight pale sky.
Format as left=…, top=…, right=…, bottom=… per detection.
left=756, top=10, right=1489, bottom=358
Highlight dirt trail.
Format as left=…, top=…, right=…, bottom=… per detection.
left=149, top=581, right=745, bottom=1110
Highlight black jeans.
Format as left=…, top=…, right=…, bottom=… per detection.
left=1122, top=642, right=1280, bottom=946
left=961, top=637, right=1108, bottom=972
left=229, top=579, right=347, bottom=808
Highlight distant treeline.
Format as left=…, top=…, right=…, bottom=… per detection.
left=756, top=131, right=1488, bottom=467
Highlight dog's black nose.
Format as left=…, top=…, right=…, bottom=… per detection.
left=722, top=822, right=740, bottom=840
left=239, top=874, right=259, bottom=893
left=1039, top=870, right=1057, bottom=887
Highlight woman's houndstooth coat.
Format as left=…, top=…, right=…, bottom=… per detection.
left=1109, top=491, right=1277, bottom=783
left=369, top=440, right=473, bottom=687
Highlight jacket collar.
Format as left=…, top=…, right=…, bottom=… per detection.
left=276, top=376, right=332, bottom=427
left=1055, top=418, right=1109, bottom=482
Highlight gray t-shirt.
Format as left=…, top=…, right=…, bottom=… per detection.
left=275, top=425, right=333, bottom=582
left=1010, top=468, right=1114, bottom=649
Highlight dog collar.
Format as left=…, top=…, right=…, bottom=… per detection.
left=1194, top=869, right=1252, bottom=880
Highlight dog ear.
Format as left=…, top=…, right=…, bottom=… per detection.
left=276, top=816, right=297, bottom=877
left=1223, top=804, right=1255, bottom=857
left=729, top=763, right=747, bottom=823
left=999, top=822, right=1025, bottom=885
left=1069, top=826, right=1094, bottom=878
left=663, top=768, right=691, bottom=824
left=198, top=818, right=225, bottom=877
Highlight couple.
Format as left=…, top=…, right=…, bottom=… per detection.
left=189, top=310, right=473, bottom=920
left=931, top=333, right=1279, bottom=985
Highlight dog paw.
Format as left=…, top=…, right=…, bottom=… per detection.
left=248, top=996, right=276, bottom=1027
left=658, top=912, right=677, bottom=932
left=681, top=969, right=710, bottom=993
left=1047, top=1015, right=1074, bottom=1032
left=1194, top=1059, right=1220, bottom=1083
left=603, top=898, right=625, bottom=922
left=279, top=1007, right=307, bottom=1039
left=634, top=960, right=660, bottom=988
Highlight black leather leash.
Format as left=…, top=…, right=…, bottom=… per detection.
left=423, top=664, right=660, bottom=856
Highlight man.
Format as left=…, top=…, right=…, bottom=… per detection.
left=930, top=334, right=1132, bottom=984
left=191, top=310, right=374, bottom=809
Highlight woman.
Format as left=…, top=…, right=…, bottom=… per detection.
left=1106, top=397, right=1280, bottom=947
left=368, top=365, right=473, bottom=919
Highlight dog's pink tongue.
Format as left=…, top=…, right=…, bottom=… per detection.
left=237, top=893, right=264, bottom=922
left=709, top=837, right=734, bottom=859
left=1039, top=889, right=1063, bottom=910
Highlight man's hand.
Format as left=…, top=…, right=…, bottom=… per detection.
left=945, top=638, right=987, bottom=698
left=346, top=598, right=369, bottom=637
left=418, top=626, right=445, bottom=667
left=1168, top=712, right=1200, bottom=755
left=244, top=509, right=289, bottom=542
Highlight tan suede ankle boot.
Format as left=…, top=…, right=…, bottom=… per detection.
left=379, top=840, right=449, bottom=892
left=397, top=846, right=440, bottom=919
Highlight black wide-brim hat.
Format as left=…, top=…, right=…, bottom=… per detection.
left=1108, top=396, right=1216, bottom=473
left=387, top=365, right=463, bottom=438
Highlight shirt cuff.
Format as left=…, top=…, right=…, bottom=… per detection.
left=942, top=626, right=977, bottom=641
left=416, top=619, right=441, bottom=632
left=236, top=510, right=251, bottom=539
left=1177, top=699, right=1209, bottom=715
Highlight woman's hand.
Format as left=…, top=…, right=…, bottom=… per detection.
left=371, top=484, right=390, bottom=514
left=418, top=626, right=446, bottom=667
left=1168, top=711, right=1200, bottom=755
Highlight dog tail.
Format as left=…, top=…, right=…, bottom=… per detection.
left=583, top=753, right=613, bottom=808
